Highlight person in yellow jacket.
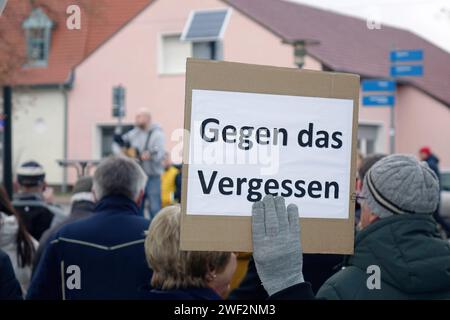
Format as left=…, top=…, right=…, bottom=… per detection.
left=161, top=153, right=180, bottom=207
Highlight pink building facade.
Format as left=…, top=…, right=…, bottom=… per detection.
left=67, top=0, right=450, bottom=183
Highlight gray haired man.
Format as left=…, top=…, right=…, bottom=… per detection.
left=28, top=156, right=152, bottom=300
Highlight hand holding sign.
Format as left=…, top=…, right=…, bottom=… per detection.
left=252, top=195, right=304, bottom=296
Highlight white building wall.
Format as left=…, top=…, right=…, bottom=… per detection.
left=12, top=88, right=65, bottom=185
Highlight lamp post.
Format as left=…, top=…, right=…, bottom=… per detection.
left=3, top=86, right=12, bottom=198
left=293, top=41, right=306, bottom=68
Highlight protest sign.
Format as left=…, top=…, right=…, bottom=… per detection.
left=180, top=59, right=359, bottom=254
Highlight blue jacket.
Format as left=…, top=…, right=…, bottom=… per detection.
left=27, top=195, right=152, bottom=300
left=426, top=154, right=441, bottom=186
left=0, top=249, right=23, bottom=300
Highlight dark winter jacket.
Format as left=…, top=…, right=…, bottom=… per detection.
left=140, top=283, right=315, bottom=300
left=425, top=154, right=440, bottom=184
left=317, top=214, right=450, bottom=299
left=27, top=195, right=151, bottom=300
left=32, top=200, right=95, bottom=272
left=229, top=254, right=342, bottom=299
left=0, top=249, right=23, bottom=300
left=140, top=286, right=222, bottom=300
left=13, top=193, right=66, bottom=241
left=174, top=164, right=183, bottom=203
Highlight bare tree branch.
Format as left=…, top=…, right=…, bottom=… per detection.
left=0, top=0, right=99, bottom=86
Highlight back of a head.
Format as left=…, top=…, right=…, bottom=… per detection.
left=358, top=154, right=387, bottom=182
left=362, top=154, right=440, bottom=219
left=72, top=176, right=93, bottom=195
left=145, top=206, right=230, bottom=290
left=17, top=161, right=46, bottom=188
left=71, top=176, right=94, bottom=203
left=93, top=156, right=147, bottom=201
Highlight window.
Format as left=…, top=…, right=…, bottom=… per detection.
left=160, top=34, right=192, bottom=74
left=22, top=8, right=53, bottom=67
left=192, top=42, right=216, bottom=60
left=357, top=124, right=380, bottom=156
left=27, top=28, right=47, bottom=62
left=159, top=10, right=230, bottom=74
left=99, top=125, right=133, bottom=158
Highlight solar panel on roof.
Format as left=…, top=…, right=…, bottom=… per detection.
left=182, top=9, right=229, bottom=41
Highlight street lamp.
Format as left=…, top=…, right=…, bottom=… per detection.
left=293, top=41, right=306, bottom=68
left=2, top=86, right=12, bottom=198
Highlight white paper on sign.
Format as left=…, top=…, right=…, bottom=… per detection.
left=186, top=89, right=354, bottom=219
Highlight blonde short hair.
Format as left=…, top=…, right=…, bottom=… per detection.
left=145, top=205, right=231, bottom=290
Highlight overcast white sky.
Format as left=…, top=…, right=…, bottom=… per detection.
left=290, top=0, right=450, bottom=53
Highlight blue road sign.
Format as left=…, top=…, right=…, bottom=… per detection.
left=363, top=95, right=395, bottom=107
left=390, top=64, right=423, bottom=77
left=362, top=80, right=396, bottom=92
left=390, top=49, right=423, bottom=62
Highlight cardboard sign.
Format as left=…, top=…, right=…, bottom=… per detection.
left=180, top=59, right=360, bottom=254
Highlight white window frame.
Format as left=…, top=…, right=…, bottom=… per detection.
left=158, top=32, right=193, bottom=76
left=94, top=122, right=134, bottom=159
left=357, top=121, right=385, bottom=156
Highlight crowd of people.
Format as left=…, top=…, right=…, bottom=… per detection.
left=0, top=110, right=449, bottom=300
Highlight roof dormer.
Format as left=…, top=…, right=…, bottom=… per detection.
left=22, top=8, right=53, bottom=67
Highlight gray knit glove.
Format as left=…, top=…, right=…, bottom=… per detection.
left=252, top=195, right=304, bottom=296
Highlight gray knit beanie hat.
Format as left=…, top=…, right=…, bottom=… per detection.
left=362, top=154, right=440, bottom=218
